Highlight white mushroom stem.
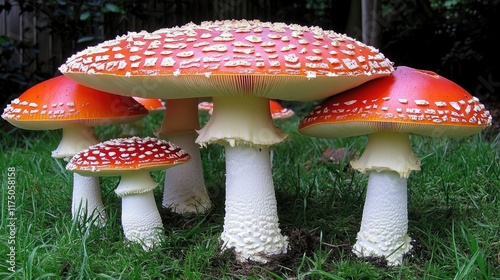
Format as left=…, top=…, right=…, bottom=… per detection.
left=72, top=174, right=106, bottom=227
left=222, top=144, right=288, bottom=263
left=352, top=171, right=412, bottom=266
left=350, top=132, right=421, bottom=178
left=196, top=96, right=288, bottom=262
left=52, top=125, right=106, bottom=227
left=115, top=171, right=164, bottom=251
left=161, top=131, right=211, bottom=213
left=52, top=126, right=100, bottom=159
left=157, top=98, right=212, bottom=214
left=197, top=96, right=287, bottom=147
left=351, top=132, right=419, bottom=265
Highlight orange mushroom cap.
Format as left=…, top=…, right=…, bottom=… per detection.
left=269, top=100, right=294, bottom=119
left=2, top=75, right=149, bottom=130
left=66, top=136, right=191, bottom=176
left=59, top=19, right=394, bottom=101
left=133, top=97, right=166, bottom=112
left=299, top=66, right=492, bottom=138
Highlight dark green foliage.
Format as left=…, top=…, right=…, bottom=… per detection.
left=381, top=0, right=500, bottom=102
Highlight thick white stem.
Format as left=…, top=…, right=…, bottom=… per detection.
left=115, top=171, right=157, bottom=196
left=52, top=126, right=99, bottom=159
left=72, top=174, right=106, bottom=227
left=196, top=96, right=287, bottom=147
left=221, top=144, right=288, bottom=263
left=162, top=131, right=211, bottom=213
left=156, top=98, right=211, bottom=214
left=350, top=132, right=420, bottom=178
left=116, top=171, right=163, bottom=251
left=352, top=171, right=412, bottom=266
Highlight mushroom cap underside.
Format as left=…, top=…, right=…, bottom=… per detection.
left=198, top=99, right=294, bottom=119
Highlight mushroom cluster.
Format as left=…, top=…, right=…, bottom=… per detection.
left=7, top=19, right=489, bottom=268
left=58, top=19, right=394, bottom=262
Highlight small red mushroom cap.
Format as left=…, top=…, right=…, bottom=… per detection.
left=1, top=75, right=149, bottom=130
left=299, top=66, right=492, bottom=138
left=66, top=136, right=191, bottom=176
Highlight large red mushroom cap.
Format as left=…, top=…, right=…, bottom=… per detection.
left=1, top=75, right=149, bottom=130
left=66, top=136, right=191, bottom=176
left=59, top=19, right=394, bottom=101
left=299, top=66, right=492, bottom=138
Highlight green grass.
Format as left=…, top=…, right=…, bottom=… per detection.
left=1, top=112, right=499, bottom=279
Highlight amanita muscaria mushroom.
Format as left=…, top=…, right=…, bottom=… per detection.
left=66, top=136, right=191, bottom=250
left=58, top=19, right=394, bottom=262
left=1, top=75, right=148, bottom=227
left=299, top=66, right=492, bottom=265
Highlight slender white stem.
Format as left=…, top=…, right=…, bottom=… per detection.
left=52, top=126, right=99, bottom=159
left=116, top=171, right=164, bottom=251
left=53, top=126, right=106, bottom=227
left=352, top=171, right=412, bottom=266
left=72, top=174, right=106, bottom=227
left=221, top=144, right=288, bottom=263
left=162, top=131, right=211, bottom=213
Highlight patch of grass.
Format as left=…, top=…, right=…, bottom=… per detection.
left=1, top=113, right=499, bottom=279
